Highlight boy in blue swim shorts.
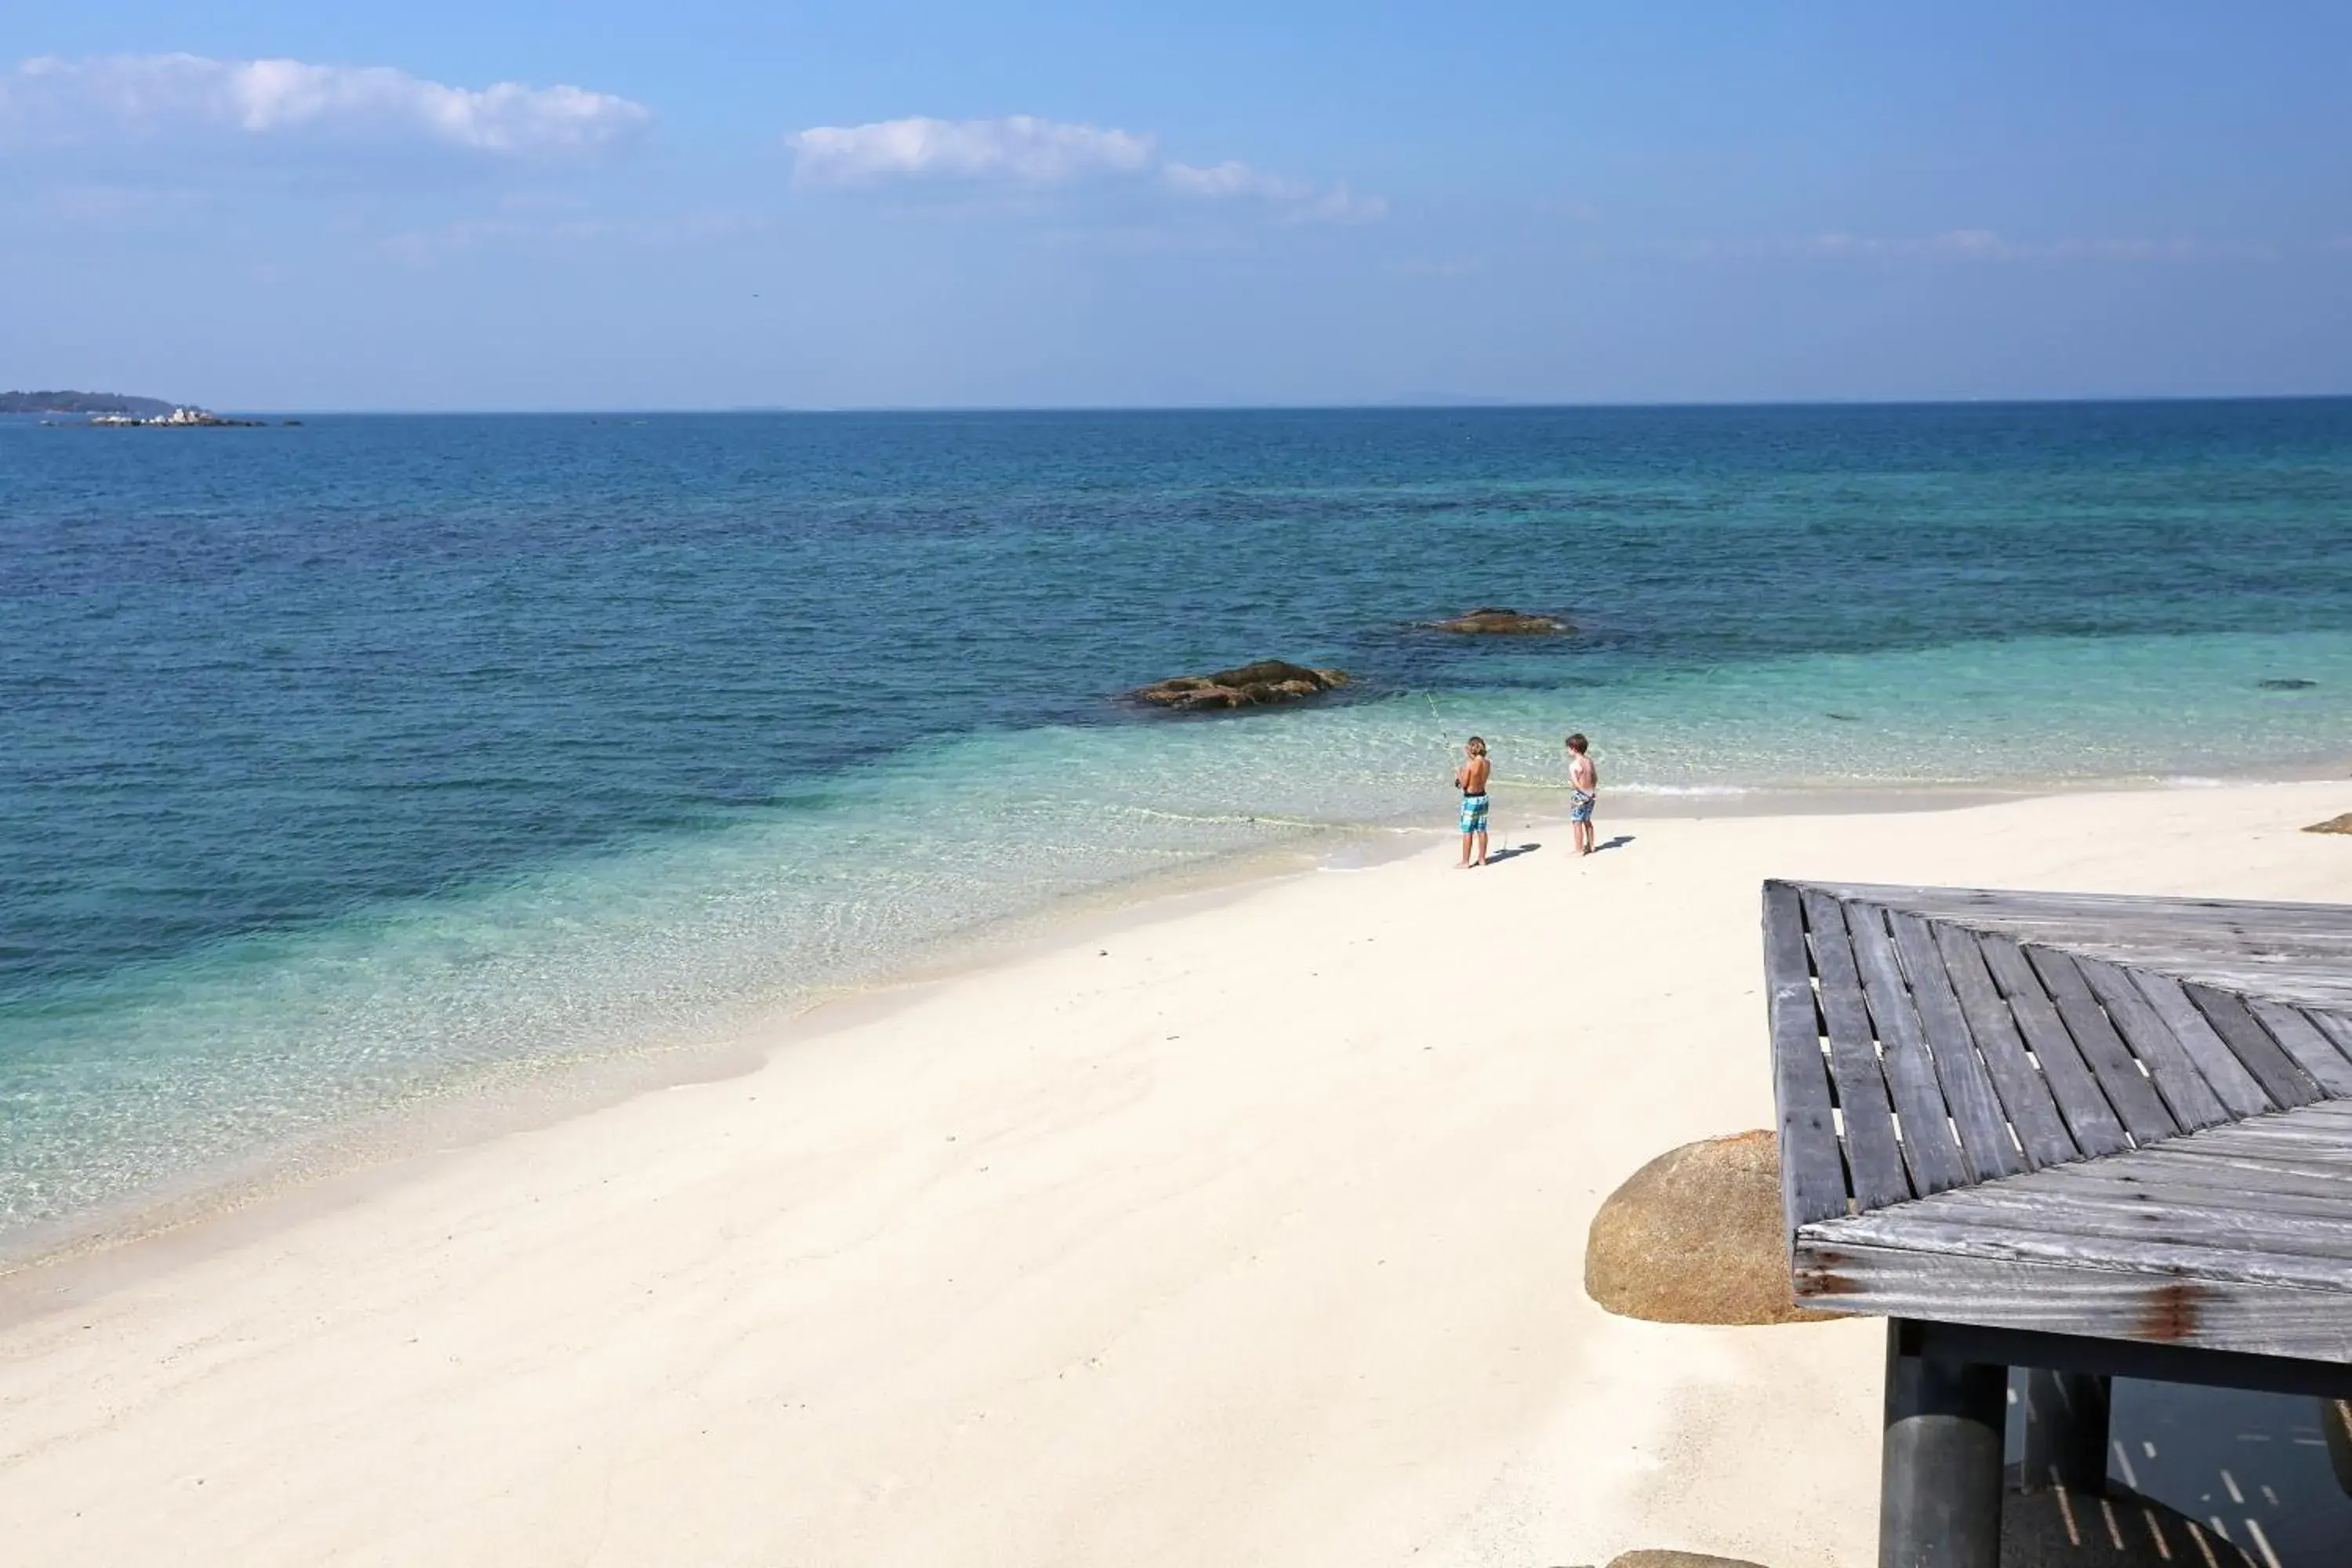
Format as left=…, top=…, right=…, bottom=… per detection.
left=1566, top=732, right=1599, bottom=855
left=1455, top=736, right=1491, bottom=868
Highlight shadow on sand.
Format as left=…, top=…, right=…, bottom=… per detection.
left=1468, top=834, right=1632, bottom=869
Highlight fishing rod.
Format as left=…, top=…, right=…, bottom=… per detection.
left=1424, top=688, right=1509, bottom=856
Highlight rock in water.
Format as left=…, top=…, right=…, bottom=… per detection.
left=1584, top=1129, right=1831, bottom=1326
left=2259, top=677, right=2318, bottom=690
left=1428, top=606, right=1571, bottom=634
left=1127, top=660, right=1350, bottom=713
left=2307, top=815, right=2352, bottom=834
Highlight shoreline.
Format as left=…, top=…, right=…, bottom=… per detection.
left=3, top=778, right=2351, bottom=1563
left=2, top=760, right=2343, bottom=1297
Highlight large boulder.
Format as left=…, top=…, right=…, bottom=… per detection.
left=1584, top=1130, right=1831, bottom=1327
left=1428, top=606, right=1571, bottom=634
left=1127, top=660, right=1349, bottom=713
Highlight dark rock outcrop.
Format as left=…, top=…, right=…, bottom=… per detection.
left=1584, top=1130, right=1832, bottom=1327
left=1127, top=661, right=1350, bottom=713
left=1428, top=607, right=1571, bottom=634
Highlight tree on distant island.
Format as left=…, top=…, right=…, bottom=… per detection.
left=0, top=390, right=184, bottom=417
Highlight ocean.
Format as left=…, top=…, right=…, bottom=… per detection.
left=5, top=400, right=2352, bottom=1247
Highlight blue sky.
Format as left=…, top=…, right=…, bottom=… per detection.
left=2, top=2, right=2347, bottom=409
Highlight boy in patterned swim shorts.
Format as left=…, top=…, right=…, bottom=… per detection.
left=1455, top=736, right=1491, bottom=869
left=1566, top=732, right=1599, bottom=855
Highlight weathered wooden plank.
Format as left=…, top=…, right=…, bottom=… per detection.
left=2144, top=1143, right=2352, bottom=1178
left=2230, top=1105, right=2352, bottom=1156
left=2173, top=1125, right=2352, bottom=1172
left=2024, top=946, right=2180, bottom=1145
left=1917, top=933, right=2352, bottom=963
left=2258, top=1098, right=2352, bottom=1128
left=1791, top=1236, right=2352, bottom=1361
left=1799, top=888, right=1911, bottom=1210
left=2182, top=1105, right=2352, bottom=1143
left=1978, top=935, right=2132, bottom=1157
left=2187, top=983, right=2323, bottom=1109
left=1763, top=881, right=1850, bottom=1227
left=2132, top=969, right=2352, bottom=1011
left=1845, top=902, right=1970, bottom=1196
left=1789, top=884, right=2352, bottom=1008
left=2311, top=1010, right=2352, bottom=1059
left=1805, top=881, right=2352, bottom=935
left=2025, top=1166, right=2352, bottom=1225
left=1955, top=919, right=2352, bottom=949
left=1909, top=1184, right=2352, bottom=1265
left=1932, top=923, right=2078, bottom=1169
left=2073, top=955, right=2231, bottom=1131
left=1887, top=909, right=2024, bottom=1181
left=2078, top=1147, right=2352, bottom=1204
left=2129, top=971, right=2274, bottom=1119
left=1813, top=1210, right=2352, bottom=1293
left=2249, top=1000, right=2352, bottom=1098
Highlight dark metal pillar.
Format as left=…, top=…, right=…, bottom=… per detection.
left=1882, top=1319, right=2006, bottom=1568
left=2018, top=1368, right=2111, bottom=1494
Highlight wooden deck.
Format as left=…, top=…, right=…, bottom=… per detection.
left=1766, top=880, right=2352, bottom=1361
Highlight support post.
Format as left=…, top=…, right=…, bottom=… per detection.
left=1882, top=1319, right=2005, bottom=1568
left=2017, top=1368, right=2111, bottom=1494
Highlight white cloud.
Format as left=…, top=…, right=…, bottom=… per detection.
left=1287, top=183, right=1388, bottom=225
left=788, top=115, right=1381, bottom=223
left=1161, top=159, right=1294, bottom=200
left=788, top=115, right=1154, bottom=187
left=0, top=54, right=650, bottom=157
left=1160, top=159, right=1381, bottom=223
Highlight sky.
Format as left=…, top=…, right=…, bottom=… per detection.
left=1, top=2, right=2347, bottom=410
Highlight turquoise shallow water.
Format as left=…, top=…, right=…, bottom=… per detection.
left=4, top=401, right=2351, bottom=1243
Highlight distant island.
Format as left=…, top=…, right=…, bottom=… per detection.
left=2, top=390, right=277, bottom=428
left=1, top=390, right=181, bottom=417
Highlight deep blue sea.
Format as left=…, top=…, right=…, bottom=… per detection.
left=5, top=401, right=2352, bottom=1245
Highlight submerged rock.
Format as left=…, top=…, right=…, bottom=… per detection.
left=1127, top=660, right=1350, bottom=713
left=2259, top=677, right=2318, bottom=691
left=1584, top=1129, right=1831, bottom=1327
left=1428, top=607, right=1571, bottom=635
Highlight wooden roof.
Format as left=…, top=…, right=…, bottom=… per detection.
left=1766, top=880, right=2352, bottom=1360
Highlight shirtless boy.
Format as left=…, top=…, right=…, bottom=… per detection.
left=1455, top=737, right=1491, bottom=869
left=1566, top=733, right=1598, bottom=855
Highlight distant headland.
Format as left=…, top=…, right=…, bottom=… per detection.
left=2, top=390, right=180, bottom=417
left=2, top=390, right=278, bottom=428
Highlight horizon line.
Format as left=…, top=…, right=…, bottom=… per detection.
left=22, top=390, right=2349, bottom=418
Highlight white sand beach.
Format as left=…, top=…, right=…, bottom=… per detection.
left=3, top=780, right=2350, bottom=1566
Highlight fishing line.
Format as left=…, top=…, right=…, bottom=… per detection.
left=1425, top=688, right=1511, bottom=856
